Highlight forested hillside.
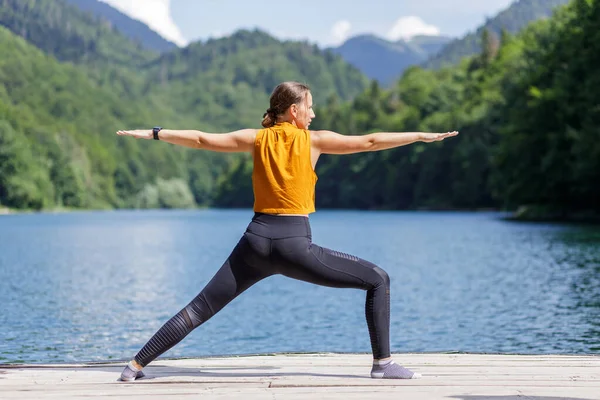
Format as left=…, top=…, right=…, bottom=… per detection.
left=64, top=0, right=178, bottom=52
left=215, top=0, right=600, bottom=220
left=329, top=0, right=568, bottom=83
left=0, top=0, right=154, bottom=67
left=145, top=29, right=369, bottom=131
left=1, top=0, right=597, bottom=220
left=0, top=26, right=197, bottom=210
left=424, top=0, right=570, bottom=69
left=0, top=1, right=368, bottom=211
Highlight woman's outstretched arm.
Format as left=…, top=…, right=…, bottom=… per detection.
left=116, top=128, right=257, bottom=153
left=311, top=130, right=459, bottom=155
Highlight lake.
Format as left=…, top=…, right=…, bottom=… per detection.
left=0, top=209, right=598, bottom=363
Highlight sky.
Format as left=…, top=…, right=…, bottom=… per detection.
left=98, top=0, right=516, bottom=47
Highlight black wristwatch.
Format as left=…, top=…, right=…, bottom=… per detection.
left=152, top=126, right=162, bottom=140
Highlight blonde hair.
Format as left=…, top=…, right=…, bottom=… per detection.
left=261, top=81, right=311, bottom=128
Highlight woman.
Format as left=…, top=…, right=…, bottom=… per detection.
left=116, top=81, right=458, bottom=381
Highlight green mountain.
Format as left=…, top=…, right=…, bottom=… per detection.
left=2, top=0, right=597, bottom=219
left=293, top=0, right=597, bottom=219
left=64, top=0, right=178, bottom=53
left=0, top=25, right=173, bottom=209
left=0, top=1, right=369, bottom=211
left=0, top=0, right=155, bottom=67
left=424, top=0, right=571, bottom=69
left=409, top=35, right=454, bottom=55
left=320, top=0, right=569, bottom=84
left=331, top=34, right=451, bottom=85
left=144, top=29, right=369, bottom=131
left=0, top=0, right=367, bottom=126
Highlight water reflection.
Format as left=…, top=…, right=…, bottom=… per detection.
left=0, top=210, right=598, bottom=363
left=546, top=227, right=600, bottom=351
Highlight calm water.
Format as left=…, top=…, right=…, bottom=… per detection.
left=0, top=209, right=598, bottom=364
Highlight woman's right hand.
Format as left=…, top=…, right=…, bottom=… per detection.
left=116, top=129, right=153, bottom=140
left=420, top=131, right=459, bottom=143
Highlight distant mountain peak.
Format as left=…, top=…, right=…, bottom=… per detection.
left=327, top=0, right=570, bottom=84
left=63, top=0, right=177, bottom=53
left=330, top=34, right=451, bottom=85
left=423, top=0, right=571, bottom=69
left=407, top=34, right=453, bottom=44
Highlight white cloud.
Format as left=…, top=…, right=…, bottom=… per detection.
left=330, top=20, right=352, bottom=45
left=387, top=16, right=440, bottom=41
left=99, top=0, right=188, bottom=46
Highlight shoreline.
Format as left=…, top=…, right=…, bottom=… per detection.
left=2, top=206, right=599, bottom=224
left=507, top=205, right=600, bottom=224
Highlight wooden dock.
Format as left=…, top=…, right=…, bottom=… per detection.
left=1, top=353, right=599, bottom=399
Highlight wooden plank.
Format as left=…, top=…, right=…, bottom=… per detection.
left=0, top=353, right=598, bottom=400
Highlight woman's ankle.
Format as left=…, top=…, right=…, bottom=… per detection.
left=130, top=359, right=143, bottom=371
left=373, top=357, right=392, bottom=365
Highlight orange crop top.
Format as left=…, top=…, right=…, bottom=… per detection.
left=252, top=122, right=318, bottom=214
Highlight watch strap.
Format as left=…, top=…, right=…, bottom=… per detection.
left=152, top=126, right=162, bottom=140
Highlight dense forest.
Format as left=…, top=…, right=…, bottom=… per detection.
left=424, top=0, right=570, bottom=69
left=0, top=0, right=154, bottom=67
left=330, top=0, right=568, bottom=84
left=1, top=0, right=598, bottom=221
left=0, top=0, right=367, bottom=211
left=215, top=0, right=600, bottom=220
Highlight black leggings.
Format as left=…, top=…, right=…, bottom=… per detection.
left=134, top=213, right=391, bottom=366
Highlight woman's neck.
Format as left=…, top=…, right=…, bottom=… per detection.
left=276, top=118, right=296, bottom=127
